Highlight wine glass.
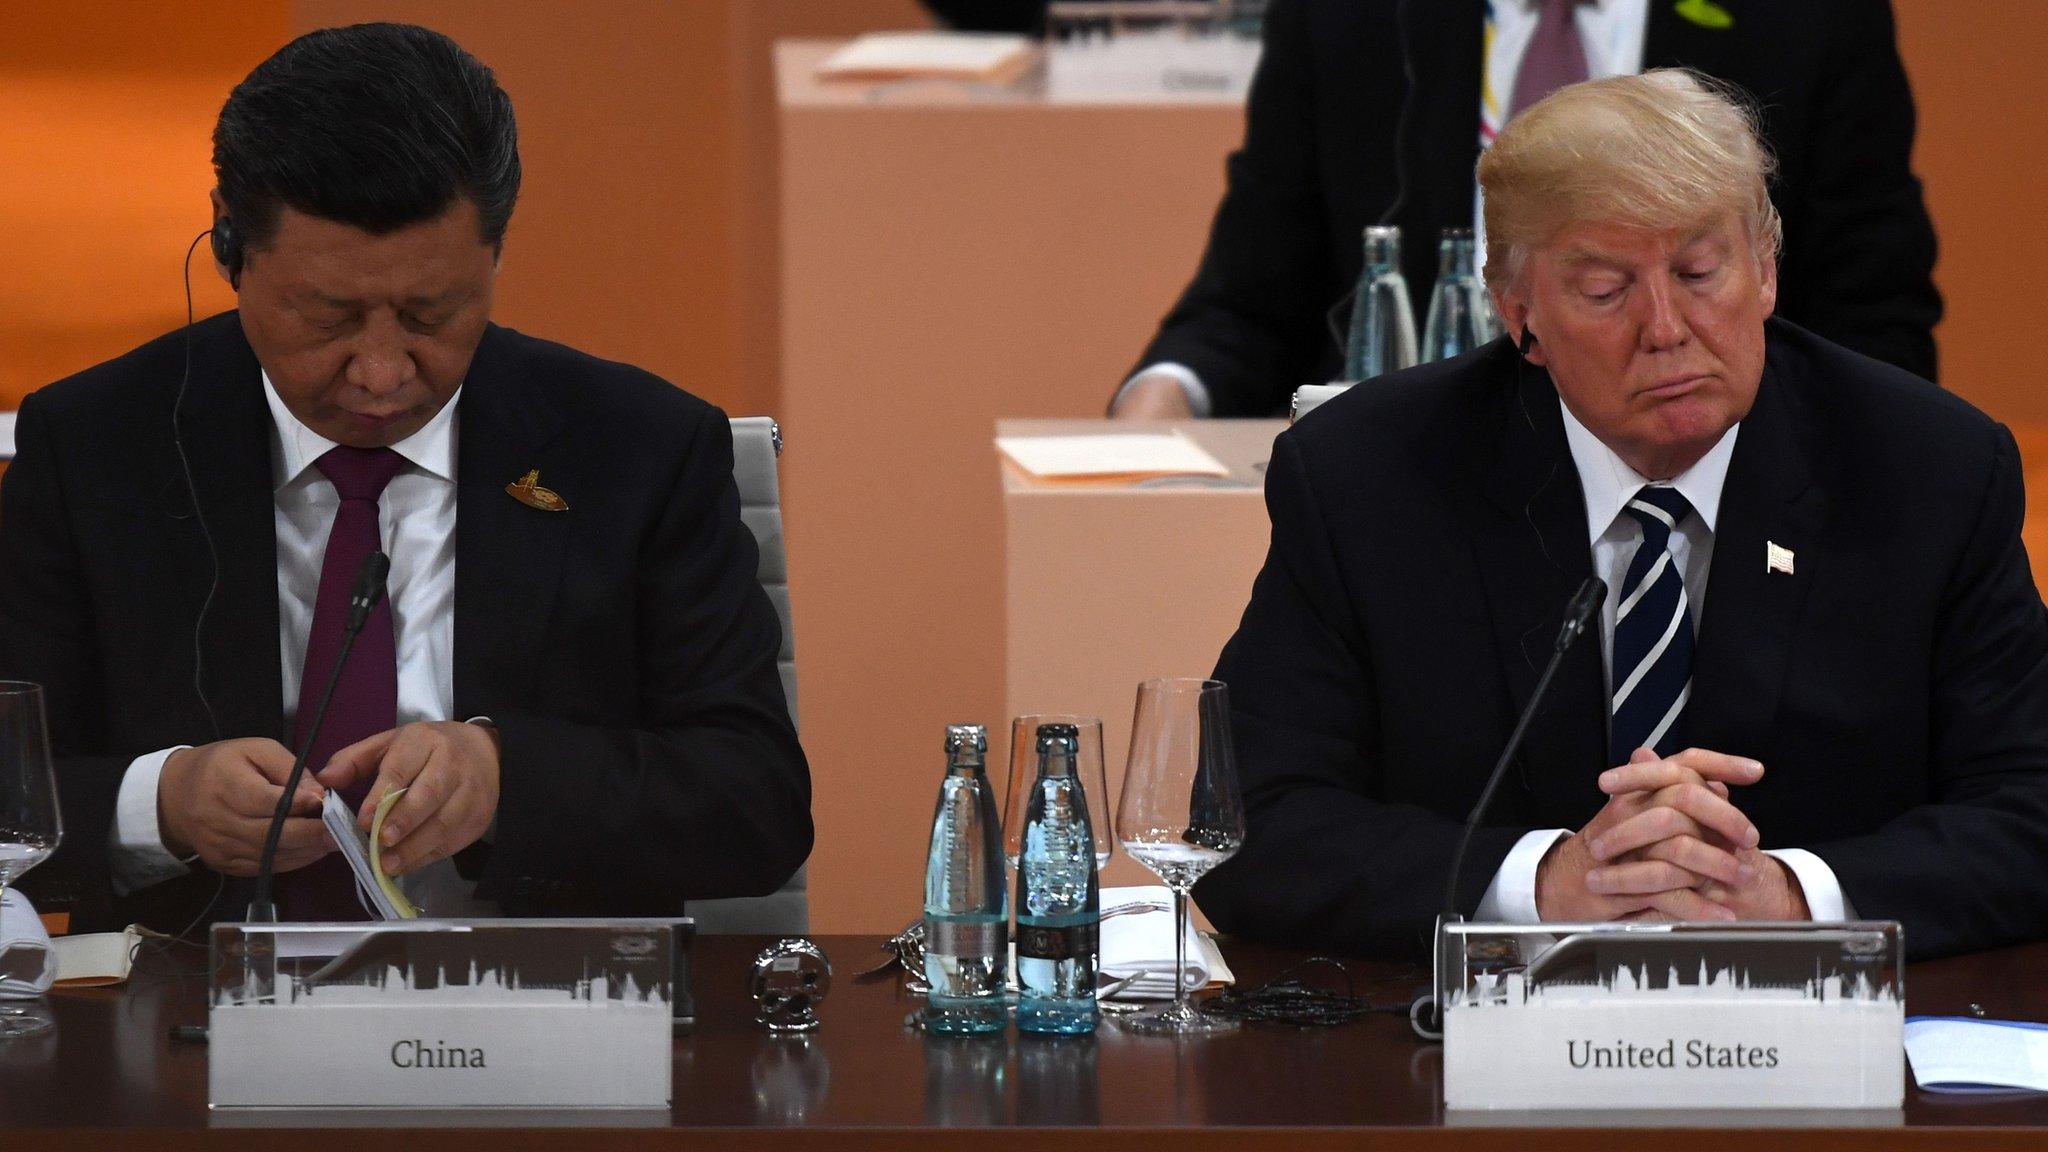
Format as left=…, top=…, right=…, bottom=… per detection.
left=0, top=683, right=62, bottom=1040
left=1002, top=714, right=1112, bottom=871
left=1113, top=678, right=1244, bottom=1035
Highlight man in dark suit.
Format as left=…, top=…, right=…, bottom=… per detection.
left=1114, top=0, right=1942, bottom=418
left=1193, top=70, right=2048, bottom=962
left=0, top=24, right=812, bottom=932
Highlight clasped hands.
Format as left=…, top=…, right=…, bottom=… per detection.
left=1536, top=747, right=1810, bottom=922
left=158, top=721, right=500, bottom=879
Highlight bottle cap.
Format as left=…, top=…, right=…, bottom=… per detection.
left=1035, top=722, right=1080, bottom=754
left=944, top=724, right=987, bottom=755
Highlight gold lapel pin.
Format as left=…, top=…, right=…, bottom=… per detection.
left=506, top=469, right=568, bottom=512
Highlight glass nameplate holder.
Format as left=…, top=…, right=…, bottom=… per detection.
left=1436, top=920, right=1903, bottom=1111
left=209, top=919, right=685, bottom=1110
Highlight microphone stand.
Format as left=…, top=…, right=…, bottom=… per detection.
left=1414, top=576, right=1605, bottom=1039
left=246, top=552, right=391, bottom=923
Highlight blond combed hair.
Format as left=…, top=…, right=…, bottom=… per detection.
left=1478, top=68, right=1783, bottom=297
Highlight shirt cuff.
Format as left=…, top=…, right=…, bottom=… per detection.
left=1475, top=828, right=1569, bottom=922
left=1113, top=362, right=1213, bottom=418
left=110, top=747, right=195, bottom=896
left=1764, top=847, right=1853, bottom=920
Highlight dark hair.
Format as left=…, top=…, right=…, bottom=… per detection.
left=213, top=23, right=520, bottom=251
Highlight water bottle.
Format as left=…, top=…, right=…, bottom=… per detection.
left=1015, top=722, right=1100, bottom=1035
left=1422, top=227, right=1501, bottom=363
left=921, top=723, right=1009, bottom=1035
left=1342, top=224, right=1418, bottom=381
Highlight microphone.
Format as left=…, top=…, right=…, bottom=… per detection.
left=246, top=551, right=391, bottom=923
left=1412, top=575, right=1605, bottom=1038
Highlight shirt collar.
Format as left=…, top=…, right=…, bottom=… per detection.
left=1558, top=396, right=1739, bottom=540
left=260, top=371, right=460, bottom=490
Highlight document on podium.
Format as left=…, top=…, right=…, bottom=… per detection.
left=997, top=431, right=1231, bottom=481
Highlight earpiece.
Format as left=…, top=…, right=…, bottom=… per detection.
left=210, top=218, right=243, bottom=289
left=1518, top=326, right=1539, bottom=355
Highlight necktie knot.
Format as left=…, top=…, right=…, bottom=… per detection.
left=316, top=446, right=407, bottom=502
left=1623, top=485, right=1693, bottom=549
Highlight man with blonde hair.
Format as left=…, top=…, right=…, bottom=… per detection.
left=1196, top=71, right=2048, bottom=961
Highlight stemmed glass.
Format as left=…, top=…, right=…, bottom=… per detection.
left=1001, top=714, right=1113, bottom=871
left=1113, top=678, right=1244, bottom=1035
left=0, top=682, right=62, bottom=1039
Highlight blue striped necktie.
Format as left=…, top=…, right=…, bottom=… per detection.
left=1610, top=486, right=1695, bottom=765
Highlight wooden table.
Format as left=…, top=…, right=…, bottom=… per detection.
left=6, top=933, right=2048, bottom=1148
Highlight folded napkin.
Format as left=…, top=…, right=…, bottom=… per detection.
left=0, top=888, right=55, bottom=997
left=1098, top=885, right=1233, bottom=1001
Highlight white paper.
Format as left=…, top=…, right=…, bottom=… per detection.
left=1098, top=884, right=1234, bottom=1000
left=818, top=32, right=1031, bottom=80
left=0, top=410, right=15, bottom=460
left=0, top=888, right=53, bottom=996
left=323, top=791, right=403, bottom=921
left=49, top=927, right=144, bottom=986
left=997, top=432, right=1230, bottom=479
left=1906, top=1017, right=2048, bottom=1092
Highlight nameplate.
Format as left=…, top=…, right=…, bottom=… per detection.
left=209, top=919, right=676, bottom=1110
left=1440, top=922, right=1905, bottom=1111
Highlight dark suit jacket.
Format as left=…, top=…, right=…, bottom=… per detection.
left=1194, top=320, right=2048, bottom=962
left=0, top=312, right=813, bottom=932
left=1135, top=0, right=1943, bottom=415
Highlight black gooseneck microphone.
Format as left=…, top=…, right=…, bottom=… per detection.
left=1411, top=574, right=1605, bottom=1039
left=246, top=551, right=391, bottom=923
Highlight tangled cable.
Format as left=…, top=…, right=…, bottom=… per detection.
left=1196, top=957, right=1413, bottom=1028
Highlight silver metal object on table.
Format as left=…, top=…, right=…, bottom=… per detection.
left=750, top=937, right=832, bottom=1031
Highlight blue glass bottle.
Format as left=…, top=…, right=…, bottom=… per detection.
left=921, top=724, right=1009, bottom=1035
left=1015, top=722, right=1100, bottom=1035
left=1343, top=225, right=1418, bottom=381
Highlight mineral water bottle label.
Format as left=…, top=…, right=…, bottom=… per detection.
left=1016, top=921, right=1098, bottom=962
left=925, top=916, right=1005, bottom=957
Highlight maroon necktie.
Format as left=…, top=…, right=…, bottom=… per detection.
left=1510, top=0, right=1591, bottom=118
left=277, top=445, right=406, bottom=921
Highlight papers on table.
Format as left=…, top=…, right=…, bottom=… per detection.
left=816, top=32, right=1037, bottom=85
left=997, top=431, right=1231, bottom=481
left=1098, top=884, right=1234, bottom=1001
left=0, top=888, right=54, bottom=995
left=324, top=791, right=408, bottom=921
left=1906, top=1016, right=2048, bottom=1092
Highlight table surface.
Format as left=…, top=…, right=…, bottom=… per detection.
left=7, top=933, right=2048, bottom=1149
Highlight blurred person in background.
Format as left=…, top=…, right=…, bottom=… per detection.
left=1112, top=0, right=1941, bottom=419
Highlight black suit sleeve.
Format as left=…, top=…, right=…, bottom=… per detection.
left=1808, top=426, right=2048, bottom=958
left=481, top=405, right=813, bottom=913
left=0, top=393, right=135, bottom=921
left=1125, top=0, right=1338, bottom=417
left=1774, top=0, right=1941, bottom=381
left=1194, top=432, right=1527, bottom=957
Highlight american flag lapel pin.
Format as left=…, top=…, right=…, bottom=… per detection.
left=1766, top=541, right=1795, bottom=576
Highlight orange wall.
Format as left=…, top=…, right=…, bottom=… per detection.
left=0, top=1, right=287, bottom=409
left=1895, top=0, right=2048, bottom=423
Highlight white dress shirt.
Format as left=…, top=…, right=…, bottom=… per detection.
left=110, top=374, right=488, bottom=915
left=1119, top=0, right=1649, bottom=413
left=1473, top=398, right=1852, bottom=922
